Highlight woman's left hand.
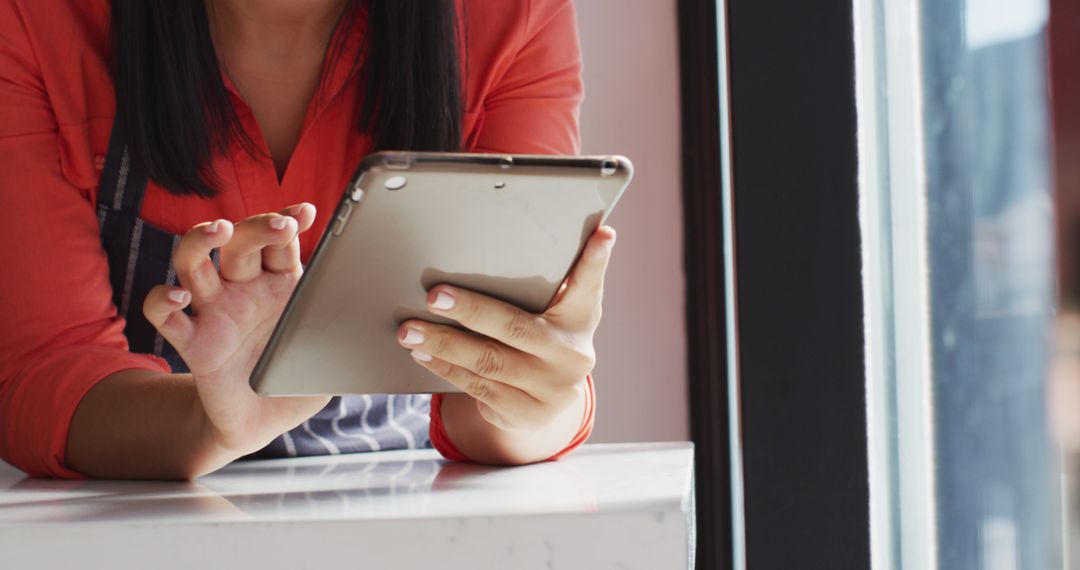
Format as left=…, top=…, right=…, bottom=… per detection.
left=396, top=226, right=616, bottom=432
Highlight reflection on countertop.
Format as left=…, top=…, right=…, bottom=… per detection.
left=0, top=443, right=695, bottom=569
left=0, top=442, right=692, bottom=525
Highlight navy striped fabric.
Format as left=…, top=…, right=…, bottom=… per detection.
left=96, top=121, right=431, bottom=458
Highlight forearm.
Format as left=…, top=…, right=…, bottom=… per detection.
left=66, top=369, right=232, bottom=480
left=438, top=387, right=587, bottom=465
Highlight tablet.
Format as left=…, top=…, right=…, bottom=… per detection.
left=250, top=151, right=633, bottom=396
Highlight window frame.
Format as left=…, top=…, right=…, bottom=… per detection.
left=679, top=0, right=872, bottom=567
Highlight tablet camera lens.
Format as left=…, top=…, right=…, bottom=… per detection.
left=494, top=181, right=506, bottom=189
left=385, top=176, right=407, bottom=190
left=601, top=159, right=618, bottom=177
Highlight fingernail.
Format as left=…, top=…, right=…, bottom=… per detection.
left=168, top=290, right=191, bottom=304
left=431, top=291, right=455, bottom=311
left=206, top=220, right=222, bottom=233
left=400, top=328, right=425, bottom=345
left=288, top=203, right=313, bottom=219
left=411, top=350, right=433, bottom=362
left=270, top=217, right=288, bottom=230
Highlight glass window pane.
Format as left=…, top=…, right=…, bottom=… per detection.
left=924, top=1, right=1057, bottom=568
left=858, top=0, right=1059, bottom=568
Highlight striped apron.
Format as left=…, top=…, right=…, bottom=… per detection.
left=95, top=119, right=431, bottom=458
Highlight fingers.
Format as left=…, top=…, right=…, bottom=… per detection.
left=425, top=285, right=553, bottom=355
left=263, top=203, right=317, bottom=274
left=546, top=225, right=616, bottom=329
left=173, top=204, right=315, bottom=299
left=398, top=321, right=590, bottom=409
left=421, top=227, right=614, bottom=353
left=219, top=203, right=317, bottom=281
left=219, top=214, right=298, bottom=282
left=143, top=285, right=195, bottom=349
left=174, top=219, right=233, bottom=302
left=410, top=354, right=541, bottom=429
left=281, top=203, right=316, bottom=233
left=398, top=321, right=534, bottom=387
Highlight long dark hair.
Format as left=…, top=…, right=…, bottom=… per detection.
left=110, top=0, right=463, bottom=197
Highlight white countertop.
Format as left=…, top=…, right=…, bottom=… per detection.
left=0, top=442, right=695, bottom=569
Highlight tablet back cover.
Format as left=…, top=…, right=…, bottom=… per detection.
left=251, top=152, right=631, bottom=396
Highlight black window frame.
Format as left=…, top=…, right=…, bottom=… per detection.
left=679, top=0, right=871, bottom=567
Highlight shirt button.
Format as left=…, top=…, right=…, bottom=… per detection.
left=93, top=154, right=106, bottom=171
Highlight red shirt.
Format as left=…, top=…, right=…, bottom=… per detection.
left=0, top=0, right=593, bottom=477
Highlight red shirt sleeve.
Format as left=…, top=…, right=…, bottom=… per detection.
left=0, top=0, right=171, bottom=478
left=428, top=0, right=592, bottom=462
left=463, top=0, right=584, bottom=155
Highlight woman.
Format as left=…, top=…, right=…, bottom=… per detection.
left=0, top=0, right=613, bottom=479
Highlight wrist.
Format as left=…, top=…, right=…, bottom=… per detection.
left=190, top=371, right=331, bottom=471
left=439, top=384, right=589, bottom=465
left=188, top=370, right=272, bottom=476
left=187, top=388, right=245, bottom=478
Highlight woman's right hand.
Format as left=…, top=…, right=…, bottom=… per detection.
left=143, top=203, right=330, bottom=457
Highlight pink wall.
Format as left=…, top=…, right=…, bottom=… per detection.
left=575, top=1, right=689, bottom=442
